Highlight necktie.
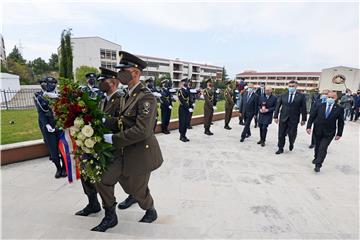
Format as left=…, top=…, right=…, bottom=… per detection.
left=289, top=94, right=293, bottom=103
left=325, top=104, right=332, bottom=118
left=247, top=93, right=251, bottom=102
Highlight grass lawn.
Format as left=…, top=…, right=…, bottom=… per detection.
left=0, top=100, right=225, bottom=145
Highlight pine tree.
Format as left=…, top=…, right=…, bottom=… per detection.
left=59, top=29, right=73, bottom=79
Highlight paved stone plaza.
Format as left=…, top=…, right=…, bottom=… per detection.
left=1, top=118, right=359, bottom=239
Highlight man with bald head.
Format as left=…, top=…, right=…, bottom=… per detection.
left=239, top=83, right=259, bottom=142
left=257, top=86, right=277, bottom=146
left=306, top=91, right=344, bottom=173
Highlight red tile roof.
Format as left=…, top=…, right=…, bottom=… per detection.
left=237, top=71, right=321, bottom=76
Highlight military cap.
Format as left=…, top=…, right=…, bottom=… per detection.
left=145, top=77, right=154, bottom=83
left=97, top=67, right=118, bottom=81
left=205, top=78, right=213, bottom=84
left=115, top=51, right=147, bottom=70
left=85, top=72, right=97, bottom=79
left=180, top=78, right=189, bottom=83
left=161, top=79, right=169, bottom=84
left=39, top=76, right=57, bottom=84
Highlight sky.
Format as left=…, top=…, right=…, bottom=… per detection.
left=1, top=0, right=359, bottom=78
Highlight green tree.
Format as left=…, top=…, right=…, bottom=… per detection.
left=59, top=29, right=73, bottom=79
left=48, top=53, right=59, bottom=71
left=28, top=57, right=49, bottom=76
left=75, top=65, right=99, bottom=85
left=6, top=59, right=34, bottom=84
left=7, top=46, right=26, bottom=64
left=221, top=66, right=229, bottom=82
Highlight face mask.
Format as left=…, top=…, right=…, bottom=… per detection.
left=40, top=82, right=47, bottom=91
left=117, top=70, right=133, bottom=85
left=88, top=78, right=95, bottom=86
left=47, top=83, right=56, bottom=92
left=99, top=81, right=110, bottom=93
left=327, top=98, right=335, bottom=105
left=247, top=88, right=253, bottom=92
left=288, top=87, right=296, bottom=93
left=321, top=95, right=327, bottom=103
left=265, top=92, right=271, bottom=96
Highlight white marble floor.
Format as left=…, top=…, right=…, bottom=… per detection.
left=1, top=118, right=359, bottom=239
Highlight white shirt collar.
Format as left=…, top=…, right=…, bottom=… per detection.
left=128, top=82, right=141, bottom=96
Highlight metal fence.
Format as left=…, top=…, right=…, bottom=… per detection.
left=1, top=89, right=39, bottom=110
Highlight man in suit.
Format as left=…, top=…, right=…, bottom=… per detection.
left=160, top=79, right=173, bottom=134
left=224, top=81, right=235, bottom=130
left=240, top=83, right=259, bottom=142
left=93, top=51, right=163, bottom=232
left=274, top=80, right=307, bottom=154
left=254, top=82, right=266, bottom=128
left=306, top=91, right=344, bottom=172
left=309, top=89, right=328, bottom=149
left=75, top=68, right=121, bottom=217
left=203, top=78, right=215, bottom=135
left=178, top=78, right=192, bottom=142
left=257, top=86, right=277, bottom=146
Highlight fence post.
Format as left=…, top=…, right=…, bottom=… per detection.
left=3, top=90, right=9, bottom=110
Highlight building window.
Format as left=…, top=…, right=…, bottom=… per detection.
left=100, top=49, right=105, bottom=59
left=111, top=51, right=116, bottom=60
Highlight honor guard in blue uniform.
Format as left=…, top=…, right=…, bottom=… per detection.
left=178, top=78, right=192, bottom=142
left=34, top=76, right=67, bottom=179
left=145, top=78, right=161, bottom=131
left=82, top=72, right=103, bottom=99
left=187, top=80, right=198, bottom=129
left=160, top=79, right=174, bottom=134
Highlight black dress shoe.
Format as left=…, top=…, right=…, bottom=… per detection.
left=224, top=125, right=232, bottom=130
left=91, top=203, right=118, bottom=232
left=240, top=138, right=244, bottom=142
left=309, top=144, right=315, bottom=149
left=187, top=126, right=193, bottom=129
left=204, top=130, right=214, bottom=136
left=261, top=142, right=265, bottom=147
left=60, top=166, right=67, bottom=178
left=275, top=149, right=284, bottom=154
left=75, top=203, right=101, bottom=216
left=314, top=167, right=320, bottom=172
left=289, top=144, right=294, bottom=151
left=118, top=195, right=137, bottom=210
left=139, top=208, right=157, bottom=223
left=55, top=168, right=62, bottom=178
left=312, top=159, right=316, bottom=164
left=257, top=140, right=262, bottom=144
left=184, top=137, right=190, bottom=142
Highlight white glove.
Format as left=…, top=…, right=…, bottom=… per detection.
left=43, top=92, right=59, bottom=99
left=235, top=90, right=239, bottom=93
left=216, top=89, right=220, bottom=94
left=153, top=92, right=162, bottom=98
left=103, top=134, right=113, bottom=144
left=213, top=106, right=217, bottom=111
left=102, top=118, right=106, bottom=123
left=193, top=103, right=196, bottom=107
left=169, top=106, right=173, bottom=110
left=46, top=124, right=55, bottom=133
left=189, top=108, right=194, bottom=113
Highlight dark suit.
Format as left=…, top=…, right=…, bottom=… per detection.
left=240, top=91, right=259, bottom=139
left=309, top=98, right=324, bottom=146
left=274, top=91, right=307, bottom=150
left=307, top=103, right=344, bottom=168
left=178, top=87, right=191, bottom=138
left=258, top=94, right=277, bottom=142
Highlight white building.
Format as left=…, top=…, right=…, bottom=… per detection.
left=236, top=71, right=320, bottom=91
left=319, top=66, right=360, bottom=93
left=58, top=36, right=122, bottom=81
left=137, top=55, right=223, bottom=88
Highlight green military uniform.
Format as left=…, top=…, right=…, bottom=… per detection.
left=203, top=86, right=214, bottom=134
left=224, top=82, right=235, bottom=129
left=97, top=82, right=163, bottom=210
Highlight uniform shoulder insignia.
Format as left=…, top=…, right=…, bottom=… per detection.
left=142, top=101, right=151, bottom=115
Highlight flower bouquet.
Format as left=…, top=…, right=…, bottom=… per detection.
left=53, top=79, right=113, bottom=183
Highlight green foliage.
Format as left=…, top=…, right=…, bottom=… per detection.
left=222, top=66, right=229, bottom=81
left=7, top=46, right=26, bottom=64
left=59, top=29, right=73, bottom=79
left=273, top=88, right=288, bottom=96
left=48, top=53, right=59, bottom=71
left=6, top=59, right=35, bottom=84
left=28, top=57, right=49, bottom=76
left=75, top=66, right=99, bottom=84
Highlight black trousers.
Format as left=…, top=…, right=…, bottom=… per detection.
left=314, top=133, right=334, bottom=168
left=188, top=112, right=193, bottom=127
left=277, top=120, right=298, bottom=149
left=160, top=105, right=171, bottom=130
left=310, top=131, right=316, bottom=146
left=81, top=175, right=98, bottom=198
left=258, top=123, right=269, bottom=142
left=241, top=113, right=254, bottom=139
left=179, top=106, right=189, bottom=137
